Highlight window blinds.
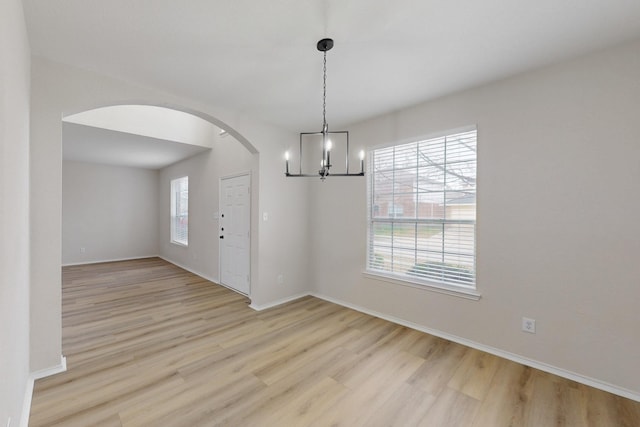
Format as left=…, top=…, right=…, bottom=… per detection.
left=368, top=129, right=477, bottom=287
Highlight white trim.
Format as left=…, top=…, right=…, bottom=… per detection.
left=216, top=281, right=248, bottom=297
left=23, top=356, right=67, bottom=427
left=62, top=255, right=159, bottom=267
left=363, top=271, right=481, bottom=300
left=220, top=170, right=253, bottom=181
left=248, top=292, right=310, bottom=311
left=306, top=293, right=640, bottom=402
left=157, top=256, right=248, bottom=299
left=20, top=377, right=34, bottom=427
left=157, top=256, right=218, bottom=285
left=31, top=355, right=67, bottom=380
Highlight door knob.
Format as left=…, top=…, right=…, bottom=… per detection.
left=219, top=235, right=224, bottom=239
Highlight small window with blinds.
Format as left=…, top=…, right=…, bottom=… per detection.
left=367, top=128, right=477, bottom=289
left=170, top=176, right=189, bottom=246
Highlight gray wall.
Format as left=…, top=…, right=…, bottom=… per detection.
left=62, top=161, right=159, bottom=265
left=0, top=0, right=31, bottom=424
left=311, top=39, right=640, bottom=396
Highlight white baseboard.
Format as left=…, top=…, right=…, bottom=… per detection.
left=23, top=355, right=67, bottom=427
left=157, top=256, right=219, bottom=285
left=157, top=256, right=255, bottom=300
left=62, top=255, right=159, bottom=267
left=292, top=292, right=638, bottom=402
left=214, top=281, right=249, bottom=297
left=249, top=292, right=311, bottom=311
left=20, top=377, right=34, bottom=427
left=31, top=355, right=67, bottom=380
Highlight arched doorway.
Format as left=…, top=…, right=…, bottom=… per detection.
left=61, top=103, right=258, bottom=295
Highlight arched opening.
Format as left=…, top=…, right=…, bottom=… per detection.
left=62, top=102, right=257, bottom=154
left=61, top=103, right=258, bottom=297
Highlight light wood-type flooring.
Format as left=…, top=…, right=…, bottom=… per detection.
left=30, top=258, right=640, bottom=426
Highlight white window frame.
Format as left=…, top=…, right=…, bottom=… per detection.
left=170, top=176, right=189, bottom=246
left=366, top=127, right=480, bottom=300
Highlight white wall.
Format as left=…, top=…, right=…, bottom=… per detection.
left=159, top=134, right=254, bottom=282
left=30, top=57, right=311, bottom=372
left=311, top=39, right=640, bottom=397
left=62, top=161, right=159, bottom=265
left=0, top=0, right=31, bottom=424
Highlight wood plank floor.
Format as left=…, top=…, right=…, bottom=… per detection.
left=30, top=258, right=640, bottom=426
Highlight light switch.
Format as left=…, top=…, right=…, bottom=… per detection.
left=263, top=212, right=269, bottom=221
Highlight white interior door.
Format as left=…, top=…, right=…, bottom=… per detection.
left=219, top=174, right=251, bottom=295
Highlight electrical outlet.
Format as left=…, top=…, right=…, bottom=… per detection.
left=80, top=247, right=86, bottom=253
left=522, top=317, right=536, bottom=334
left=277, top=274, right=284, bottom=285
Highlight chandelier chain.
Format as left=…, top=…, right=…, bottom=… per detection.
left=322, top=50, right=327, bottom=129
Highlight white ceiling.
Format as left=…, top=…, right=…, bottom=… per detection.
left=64, top=105, right=219, bottom=148
left=23, top=0, right=640, bottom=133
left=63, top=123, right=210, bottom=169
left=61, top=105, right=218, bottom=168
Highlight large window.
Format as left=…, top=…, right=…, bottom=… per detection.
left=170, top=176, right=189, bottom=246
left=367, top=128, right=477, bottom=288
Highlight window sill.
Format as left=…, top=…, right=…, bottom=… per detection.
left=170, top=241, right=188, bottom=248
left=362, top=270, right=481, bottom=301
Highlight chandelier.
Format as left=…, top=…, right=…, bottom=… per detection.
left=285, top=38, right=365, bottom=180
